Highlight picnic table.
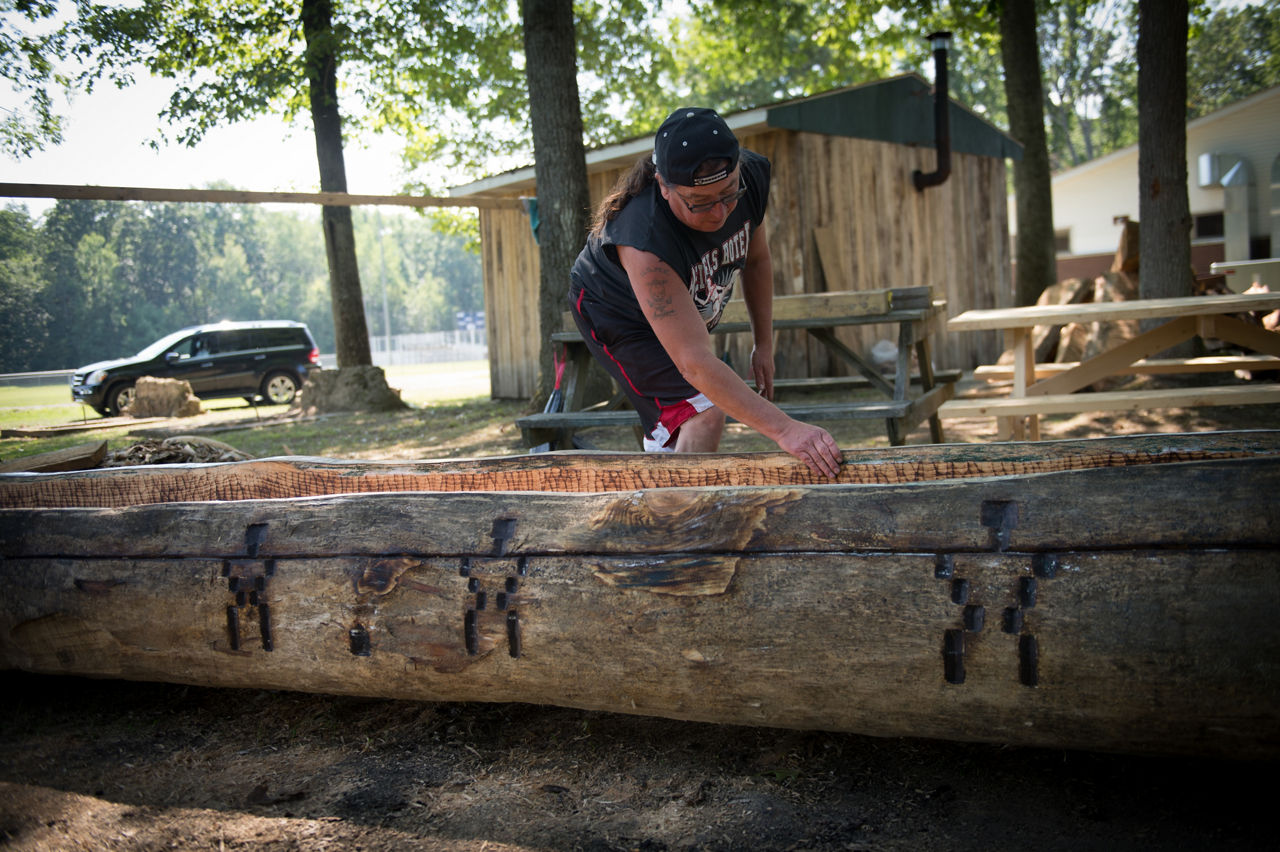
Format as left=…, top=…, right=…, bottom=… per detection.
left=942, top=292, right=1280, bottom=439
left=516, top=287, right=957, bottom=451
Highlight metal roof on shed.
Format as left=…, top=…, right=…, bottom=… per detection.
left=450, top=73, right=1020, bottom=198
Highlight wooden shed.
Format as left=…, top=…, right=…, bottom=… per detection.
left=451, top=74, right=1022, bottom=400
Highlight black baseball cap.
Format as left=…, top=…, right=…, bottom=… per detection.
left=652, top=107, right=739, bottom=187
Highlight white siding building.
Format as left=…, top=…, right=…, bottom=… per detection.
left=1011, top=85, right=1280, bottom=282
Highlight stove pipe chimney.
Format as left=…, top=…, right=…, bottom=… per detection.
left=913, top=31, right=953, bottom=192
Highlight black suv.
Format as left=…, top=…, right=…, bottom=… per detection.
left=71, top=321, right=321, bottom=416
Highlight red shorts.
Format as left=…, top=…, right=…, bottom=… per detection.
left=571, top=288, right=715, bottom=450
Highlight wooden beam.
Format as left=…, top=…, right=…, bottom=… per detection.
left=0, top=441, right=106, bottom=474
left=0, top=182, right=524, bottom=210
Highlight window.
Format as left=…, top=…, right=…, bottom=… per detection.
left=1193, top=212, right=1224, bottom=240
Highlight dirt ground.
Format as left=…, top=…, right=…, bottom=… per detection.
left=2, top=384, right=1278, bottom=851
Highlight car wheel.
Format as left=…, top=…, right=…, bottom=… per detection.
left=261, top=371, right=299, bottom=405
left=107, top=383, right=136, bottom=416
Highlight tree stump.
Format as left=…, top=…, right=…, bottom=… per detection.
left=292, top=366, right=409, bottom=415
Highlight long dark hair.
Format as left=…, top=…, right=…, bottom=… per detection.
left=590, top=156, right=656, bottom=234
left=590, top=155, right=735, bottom=234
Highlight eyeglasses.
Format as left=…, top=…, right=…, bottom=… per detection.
left=669, top=179, right=747, bottom=214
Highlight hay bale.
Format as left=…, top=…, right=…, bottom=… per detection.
left=125, top=377, right=203, bottom=418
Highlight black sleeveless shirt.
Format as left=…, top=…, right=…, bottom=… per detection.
left=570, top=150, right=771, bottom=334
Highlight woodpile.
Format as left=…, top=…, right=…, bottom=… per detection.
left=99, top=436, right=252, bottom=467
left=997, top=223, right=1140, bottom=391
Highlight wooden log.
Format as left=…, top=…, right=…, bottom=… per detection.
left=2, top=432, right=1279, bottom=758
left=0, top=441, right=107, bottom=474
left=2, top=430, right=1277, bottom=508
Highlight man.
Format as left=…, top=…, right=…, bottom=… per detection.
left=569, top=107, right=842, bottom=478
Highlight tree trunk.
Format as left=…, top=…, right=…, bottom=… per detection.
left=302, top=0, right=372, bottom=368
left=999, top=0, right=1057, bottom=306
left=1137, top=0, right=1194, bottom=331
left=522, top=0, right=591, bottom=407
left=3, top=433, right=1279, bottom=759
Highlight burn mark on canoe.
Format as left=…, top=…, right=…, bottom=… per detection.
left=356, top=558, right=420, bottom=596
left=222, top=558, right=274, bottom=652
left=1019, top=577, right=1038, bottom=609
left=244, top=523, right=268, bottom=557
left=348, top=624, right=372, bottom=656
left=491, top=517, right=517, bottom=555
left=1033, top=553, right=1058, bottom=578
left=226, top=606, right=240, bottom=650
left=507, top=609, right=522, bottom=658
left=933, top=554, right=954, bottom=579
left=591, top=555, right=739, bottom=596
left=73, top=578, right=123, bottom=596
left=1020, top=635, right=1040, bottom=687
left=464, top=609, right=479, bottom=655
left=586, top=490, right=799, bottom=552
left=980, top=500, right=1018, bottom=551
left=943, top=629, right=965, bottom=684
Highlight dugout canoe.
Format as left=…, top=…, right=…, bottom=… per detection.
left=2, top=431, right=1278, bottom=759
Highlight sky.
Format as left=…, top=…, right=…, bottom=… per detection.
left=1, top=72, right=423, bottom=219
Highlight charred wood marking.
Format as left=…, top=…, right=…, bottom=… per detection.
left=585, top=490, right=800, bottom=552
left=980, top=500, right=1019, bottom=551
left=1020, top=635, right=1039, bottom=686
left=259, top=604, right=273, bottom=651
left=73, top=578, right=123, bottom=596
left=1032, top=553, right=1058, bottom=578
left=348, top=624, right=371, bottom=656
left=244, top=523, right=268, bottom=557
left=460, top=551, right=528, bottom=658
left=226, top=606, right=240, bottom=651
left=221, top=557, right=275, bottom=652
left=943, top=629, right=965, bottom=684
left=1002, top=607, right=1024, bottom=634
left=491, top=518, right=517, bottom=555
left=464, top=609, right=479, bottom=655
left=1019, top=577, right=1038, bottom=609
left=934, top=554, right=954, bottom=579
left=938, top=545, right=1053, bottom=687
left=506, top=609, right=522, bottom=658
left=591, top=554, right=739, bottom=596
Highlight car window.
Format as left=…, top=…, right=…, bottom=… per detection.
left=136, top=330, right=195, bottom=360
left=219, top=331, right=253, bottom=353
left=190, top=334, right=214, bottom=357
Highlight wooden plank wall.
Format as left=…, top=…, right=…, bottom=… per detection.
left=480, top=207, right=541, bottom=398
left=481, top=130, right=1012, bottom=399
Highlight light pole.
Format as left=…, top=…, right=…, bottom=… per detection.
left=376, top=211, right=391, bottom=365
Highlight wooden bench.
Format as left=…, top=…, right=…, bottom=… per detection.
left=940, top=382, right=1280, bottom=419
left=972, top=354, right=1279, bottom=383
left=523, top=287, right=956, bottom=451
left=518, top=383, right=955, bottom=451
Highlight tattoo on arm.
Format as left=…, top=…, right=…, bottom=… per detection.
left=641, top=263, right=678, bottom=320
